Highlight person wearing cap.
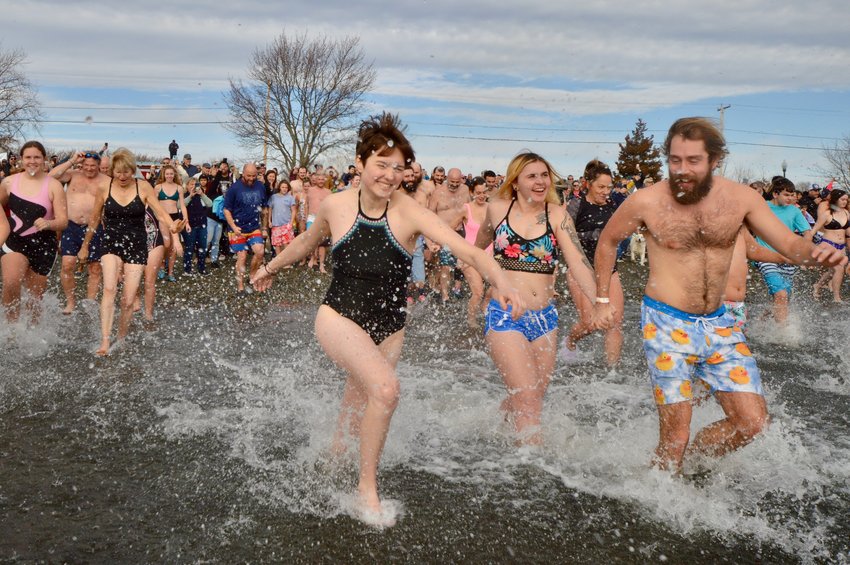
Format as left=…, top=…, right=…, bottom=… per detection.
left=197, top=162, right=212, bottom=180
left=799, top=184, right=822, bottom=221
left=182, top=154, right=199, bottom=178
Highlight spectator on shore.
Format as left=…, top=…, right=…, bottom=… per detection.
left=182, top=154, right=199, bottom=178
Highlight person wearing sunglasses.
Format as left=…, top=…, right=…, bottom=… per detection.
left=50, top=150, right=112, bottom=313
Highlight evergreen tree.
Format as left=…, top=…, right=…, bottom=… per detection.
left=616, top=119, right=663, bottom=181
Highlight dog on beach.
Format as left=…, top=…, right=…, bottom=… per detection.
left=629, top=232, right=647, bottom=265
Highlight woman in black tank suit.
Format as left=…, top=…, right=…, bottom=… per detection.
left=251, top=113, right=524, bottom=527
left=808, top=189, right=850, bottom=302
left=565, top=160, right=625, bottom=365
left=79, top=148, right=184, bottom=356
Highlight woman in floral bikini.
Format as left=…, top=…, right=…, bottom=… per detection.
left=476, top=152, right=597, bottom=444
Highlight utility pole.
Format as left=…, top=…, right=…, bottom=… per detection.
left=717, top=104, right=731, bottom=133
left=262, top=81, right=270, bottom=164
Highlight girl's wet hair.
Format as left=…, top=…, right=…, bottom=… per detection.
left=355, top=112, right=415, bottom=166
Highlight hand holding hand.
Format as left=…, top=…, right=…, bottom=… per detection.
left=251, top=264, right=276, bottom=292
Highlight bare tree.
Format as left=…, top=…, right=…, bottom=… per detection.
left=816, top=135, right=850, bottom=189
left=0, top=45, right=42, bottom=151
left=224, top=32, right=375, bottom=170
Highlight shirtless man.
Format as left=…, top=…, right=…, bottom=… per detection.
left=406, top=162, right=430, bottom=203
left=290, top=166, right=309, bottom=192
left=592, top=117, right=846, bottom=472
left=483, top=170, right=499, bottom=197
left=431, top=166, right=446, bottom=188
left=50, top=151, right=111, bottom=313
left=429, top=167, right=470, bottom=301
left=99, top=155, right=111, bottom=176
left=305, top=170, right=331, bottom=272
left=400, top=166, right=429, bottom=302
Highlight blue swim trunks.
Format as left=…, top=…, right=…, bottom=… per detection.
left=755, top=261, right=797, bottom=296
left=60, top=220, right=104, bottom=261
left=228, top=229, right=264, bottom=252
left=641, top=296, right=763, bottom=406
left=484, top=299, right=558, bottom=342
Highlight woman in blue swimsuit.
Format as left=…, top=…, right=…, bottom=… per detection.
left=476, top=152, right=598, bottom=445
left=252, top=113, right=524, bottom=526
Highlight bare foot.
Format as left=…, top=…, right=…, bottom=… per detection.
left=95, top=338, right=110, bottom=356
left=813, top=284, right=821, bottom=299
left=62, top=302, right=75, bottom=315
left=355, top=490, right=398, bottom=528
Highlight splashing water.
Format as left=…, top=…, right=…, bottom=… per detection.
left=0, top=267, right=847, bottom=562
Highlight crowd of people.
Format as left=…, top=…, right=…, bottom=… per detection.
left=1, top=115, right=846, bottom=526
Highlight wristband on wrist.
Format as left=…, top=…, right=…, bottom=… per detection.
left=263, top=263, right=276, bottom=276
left=595, top=297, right=610, bottom=304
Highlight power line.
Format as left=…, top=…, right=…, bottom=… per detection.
left=33, top=119, right=227, bottom=125
left=43, top=105, right=226, bottom=111
left=411, top=133, right=825, bottom=151
left=408, top=121, right=842, bottom=142
left=22, top=119, right=831, bottom=151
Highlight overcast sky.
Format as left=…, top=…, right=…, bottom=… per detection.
left=4, top=0, right=849, bottom=182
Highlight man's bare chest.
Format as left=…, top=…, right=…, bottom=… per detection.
left=648, top=207, right=741, bottom=251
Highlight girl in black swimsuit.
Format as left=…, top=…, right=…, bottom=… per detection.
left=809, top=189, right=850, bottom=302
left=251, top=113, right=523, bottom=527
left=79, top=148, right=183, bottom=356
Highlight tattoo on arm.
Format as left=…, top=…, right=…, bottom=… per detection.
left=561, top=213, right=593, bottom=270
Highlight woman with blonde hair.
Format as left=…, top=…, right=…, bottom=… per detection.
left=476, top=151, right=597, bottom=444
left=78, top=148, right=183, bottom=355
left=155, top=164, right=187, bottom=281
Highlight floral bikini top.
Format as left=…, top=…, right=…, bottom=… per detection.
left=493, top=199, right=560, bottom=274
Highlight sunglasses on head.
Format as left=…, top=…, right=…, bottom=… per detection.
left=84, top=152, right=101, bottom=161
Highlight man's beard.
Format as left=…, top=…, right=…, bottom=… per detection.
left=671, top=170, right=713, bottom=205
left=401, top=181, right=415, bottom=193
